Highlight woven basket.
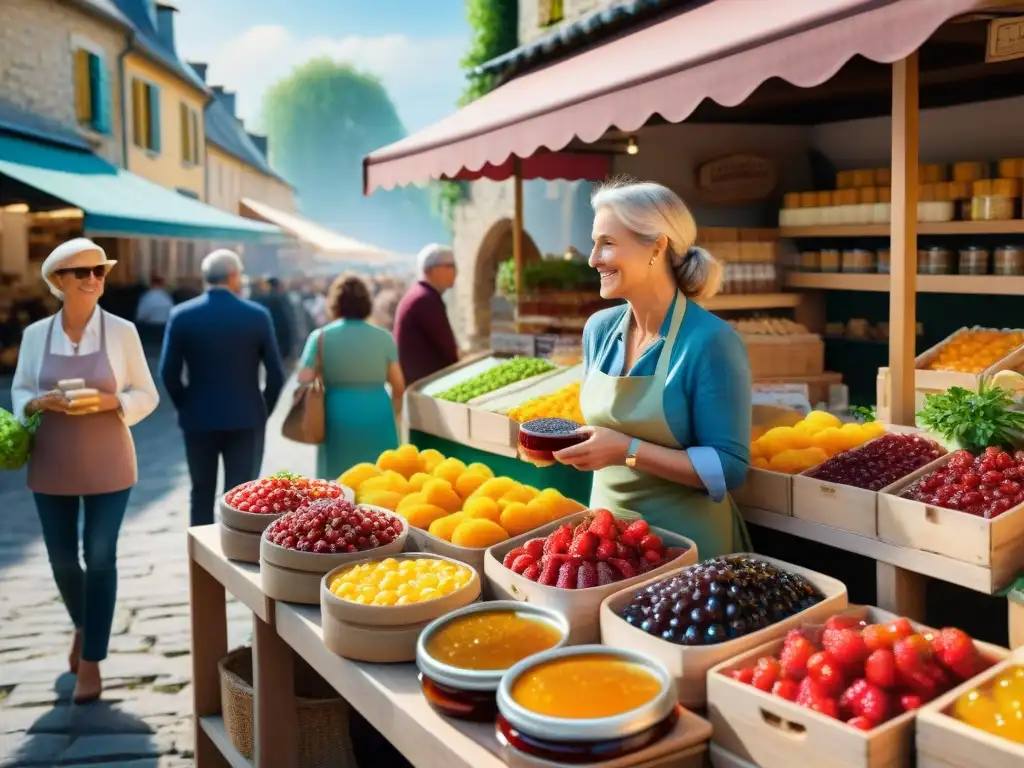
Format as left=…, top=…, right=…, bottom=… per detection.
left=218, top=645, right=357, bottom=768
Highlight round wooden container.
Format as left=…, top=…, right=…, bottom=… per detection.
left=320, top=553, right=482, bottom=661
left=219, top=522, right=261, bottom=563
left=218, top=483, right=356, bottom=533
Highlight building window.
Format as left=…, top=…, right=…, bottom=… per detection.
left=539, top=0, right=564, bottom=27
left=179, top=102, right=200, bottom=165
left=73, top=48, right=111, bottom=134
left=131, top=78, right=161, bottom=153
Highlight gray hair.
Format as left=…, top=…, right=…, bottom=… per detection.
left=591, top=179, right=722, bottom=300
left=202, top=249, right=243, bottom=286
left=416, top=243, right=455, bottom=277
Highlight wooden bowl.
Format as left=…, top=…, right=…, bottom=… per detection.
left=320, top=552, right=481, bottom=627
left=600, top=554, right=849, bottom=708
left=321, top=612, right=438, bottom=663
left=219, top=522, right=261, bottom=563
left=218, top=482, right=356, bottom=533
left=484, top=511, right=698, bottom=644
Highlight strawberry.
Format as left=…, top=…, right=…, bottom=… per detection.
left=864, top=649, right=897, bottom=689
left=663, top=546, right=688, bottom=562
left=893, top=634, right=940, bottom=694
left=847, top=716, right=873, bottom=731
left=642, top=549, right=662, bottom=563
left=544, top=525, right=573, bottom=555
left=780, top=631, right=816, bottom=681
left=621, top=520, right=649, bottom=546
left=861, top=624, right=894, bottom=652
left=772, top=679, right=800, bottom=701
left=614, top=542, right=633, bottom=559
left=899, top=694, right=923, bottom=712
left=555, top=560, right=580, bottom=589
left=595, top=539, right=617, bottom=560
left=615, top=518, right=630, bottom=534
left=522, top=563, right=540, bottom=581
left=796, top=676, right=826, bottom=707
left=595, top=561, right=617, bottom=585
left=523, top=538, right=546, bottom=559
left=839, top=679, right=869, bottom=719
left=824, top=614, right=863, bottom=633
left=608, top=558, right=637, bottom=579
left=510, top=553, right=535, bottom=574
left=569, top=531, right=598, bottom=558
left=810, top=697, right=839, bottom=719
left=751, top=657, right=780, bottom=692
left=538, top=556, right=561, bottom=586
left=932, top=627, right=982, bottom=680
left=502, top=542, right=525, bottom=565
left=588, top=508, right=616, bottom=539
left=888, top=618, right=914, bottom=640
left=730, top=667, right=754, bottom=685
left=576, top=561, right=598, bottom=589
left=853, top=682, right=889, bottom=724
left=822, top=628, right=869, bottom=670
left=807, top=651, right=845, bottom=697
left=639, top=533, right=663, bottom=551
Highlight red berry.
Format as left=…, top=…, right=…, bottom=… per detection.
left=824, top=614, right=863, bottom=633
left=642, top=548, right=662, bottom=563
left=807, top=651, right=846, bottom=697
left=822, top=628, right=869, bottom=669
left=555, top=560, right=580, bottom=589
left=510, top=554, right=535, bottom=574
left=621, top=520, right=649, bottom=546
left=932, top=627, right=982, bottom=680
left=854, top=682, right=889, bottom=724
left=503, top=547, right=528, bottom=569
left=595, top=539, right=617, bottom=560
left=780, top=631, right=816, bottom=681
left=639, top=533, right=663, bottom=552
left=752, top=657, right=780, bottom=692
left=595, top=561, right=618, bottom=585
left=772, top=679, right=800, bottom=701
left=544, top=525, right=573, bottom=555
left=576, top=561, right=598, bottom=589
left=899, top=694, right=923, bottom=712
left=569, top=531, right=598, bottom=558
left=524, top=538, right=546, bottom=559
left=587, top=509, right=616, bottom=539
left=865, top=649, right=897, bottom=689
left=538, top=557, right=560, bottom=586
left=730, top=667, right=754, bottom=685
left=522, top=563, right=540, bottom=581
left=607, top=558, right=637, bottom=579
left=847, top=716, right=873, bottom=731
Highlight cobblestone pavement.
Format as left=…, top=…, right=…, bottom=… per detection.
left=0, top=360, right=315, bottom=767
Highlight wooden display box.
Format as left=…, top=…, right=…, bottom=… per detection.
left=744, top=334, right=824, bottom=380
left=878, top=453, right=1024, bottom=590
left=405, top=355, right=487, bottom=443
left=913, top=326, right=1024, bottom=392
left=601, top=555, right=848, bottom=709
left=916, top=648, right=1024, bottom=768
left=707, top=606, right=1009, bottom=768
left=732, top=468, right=793, bottom=517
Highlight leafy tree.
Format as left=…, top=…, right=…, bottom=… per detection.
left=261, top=58, right=447, bottom=254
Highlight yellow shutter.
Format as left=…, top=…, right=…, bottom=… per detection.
left=74, top=50, right=92, bottom=124
left=191, top=109, right=200, bottom=164
left=132, top=79, right=145, bottom=147
left=180, top=102, right=190, bottom=163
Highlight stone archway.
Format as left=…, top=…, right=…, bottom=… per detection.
left=467, top=217, right=540, bottom=349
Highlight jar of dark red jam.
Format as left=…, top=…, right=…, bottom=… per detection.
left=416, top=601, right=570, bottom=721
left=518, top=418, right=585, bottom=467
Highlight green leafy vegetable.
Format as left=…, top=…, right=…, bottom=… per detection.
left=850, top=405, right=877, bottom=423
left=435, top=357, right=556, bottom=403
left=495, top=258, right=599, bottom=296
left=0, top=409, right=40, bottom=471
left=916, top=383, right=1024, bottom=453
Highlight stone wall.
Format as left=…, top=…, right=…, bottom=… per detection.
left=0, top=0, right=127, bottom=165
left=519, top=0, right=618, bottom=45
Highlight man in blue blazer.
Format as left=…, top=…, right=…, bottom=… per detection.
left=159, top=250, right=286, bottom=526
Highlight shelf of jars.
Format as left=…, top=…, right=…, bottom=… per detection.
left=786, top=273, right=1024, bottom=294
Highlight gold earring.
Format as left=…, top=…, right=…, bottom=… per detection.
left=648, top=254, right=657, bottom=267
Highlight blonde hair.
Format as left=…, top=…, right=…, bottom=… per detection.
left=591, top=178, right=722, bottom=300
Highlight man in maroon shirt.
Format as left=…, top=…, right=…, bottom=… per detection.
left=393, top=244, right=460, bottom=384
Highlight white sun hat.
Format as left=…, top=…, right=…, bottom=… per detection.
left=41, top=238, right=117, bottom=301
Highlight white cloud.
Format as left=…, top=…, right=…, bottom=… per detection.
left=201, top=25, right=466, bottom=132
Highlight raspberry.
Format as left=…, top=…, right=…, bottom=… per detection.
left=864, top=649, right=897, bottom=689
left=569, top=531, right=598, bottom=558
left=510, top=554, right=535, bottom=574
left=588, top=508, right=615, bottom=539
left=523, top=538, right=546, bottom=559
left=502, top=547, right=528, bottom=569
left=752, top=657, right=780, bottom=692
left=576, top=561, right=598, bottom=589
left=780, top=631, right=816, bottom=681
left=555, top=560, right=580, bottom=589
left=595, top=561, right=617, bottom=586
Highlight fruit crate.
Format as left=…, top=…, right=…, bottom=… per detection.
left=791, top=426, right=929, bottom=540
left=731, top=406, right=804, bottom=517
left=913, top=326, right=1024, bottom=393
left=484, top=511, right=698, bottom=645
left=600, top=554, right=848, bottom=709
left=916, top=647, right=1024, bottom=768
left=406, top=353, right=496, bottom=444
left=877, top=453, right=1024, bottom=590
left=744, top=334, right=824, bottom=380
left=706, top=606, right=1010, bottom=768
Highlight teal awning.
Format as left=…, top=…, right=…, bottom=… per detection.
left=0, top=132, right=284, bottom=242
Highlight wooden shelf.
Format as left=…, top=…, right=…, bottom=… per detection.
left=780, top=220, right=1024, bottom=238
left=787, top=272, right=1024, bottom=295
left=701, top=292, right=802, bottom=311
left=188, top=525, right=273, bottom=623
left=199, top=715, right=251, bottom=768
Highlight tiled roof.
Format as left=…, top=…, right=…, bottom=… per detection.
left=111, top=0, right=207, bottom=92
left=474, top=0, right=698, bottom=82
left=0, top=99, right=92, bottom=152
left=204, top=96, right=290, bottom=186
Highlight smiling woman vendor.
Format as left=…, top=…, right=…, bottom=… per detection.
left=553, top=179, right=752, bottom=558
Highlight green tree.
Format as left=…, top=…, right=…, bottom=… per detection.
left=262, top=58, right=447, bottom=253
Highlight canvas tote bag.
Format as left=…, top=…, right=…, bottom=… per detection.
left=282, top=331, right=325, bottom=444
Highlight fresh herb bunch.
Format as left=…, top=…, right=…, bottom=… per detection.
left=916, top=383, right=1024, bottom=453
left=851, top=405, right=877, bottom=423
left=495, top=258, right=599, bottom=296
left=0, top=409, right=40, bottom=471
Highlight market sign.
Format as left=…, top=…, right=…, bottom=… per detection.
left=986, top=15, right=1024, bottom=63
left=695, top=154, right=778, bottom=205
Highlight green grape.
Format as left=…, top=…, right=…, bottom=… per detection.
left=435, top=357, right=556, bottom=403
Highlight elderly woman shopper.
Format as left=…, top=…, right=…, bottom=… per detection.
left=11, top=238, right=159, bottom=703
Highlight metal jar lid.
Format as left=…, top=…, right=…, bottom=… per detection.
left=496, top=644, right=677, bottom=743
left=416, top=601, right=570, bottom=693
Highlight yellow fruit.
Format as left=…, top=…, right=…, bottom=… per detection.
left=423, top=479, right=462, bottom=513
left=329, top=557, right=472, bottom=604
left=470, top=476, right=516, bottom=501
left=419, top=448, right=445, bottom=472
left=768, top=447, right=828, bottom=474
left=455, top=471, right=489, bottom=500
left=501, top=486, right=536, bottom=506
left=466, top=462, right=494, bottom=479
left=360, top=470, right=411, bottom=496
left=408, top=472, right=434, bottom=492
left=427, top=512, right=468, bottom=541
left=396, top=492, right=428, bottom=513
left=338, top=463, right=381, bottom=491
left=357, top=490, right=403, bottom=511
left=753, top=457, right=770, bottom=469
left=377, top=449, right=423, bottom=479
left=862, top=420, right=886, bottom=439
left=401, top=504, right=450, bottom=530
left=451, top=518, right=509, bottom=548
left=803, top=410, right=842, bottom=430
left=433, top=458, right=467, bottom=486
left=499, top=501, right=547, bottom=537
left=463, top=496, right=502, bottom=524
left=396, top=443, right=420, bottom=459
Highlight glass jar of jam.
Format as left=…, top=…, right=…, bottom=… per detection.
left=518, top=418, right=585, bottom=466
left=495, top=645, right=678, bottom=764
left=417, top=601, right=569, bottom=721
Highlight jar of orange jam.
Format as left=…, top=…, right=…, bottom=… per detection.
left=495, top=646, right=678, bottom=764
left=416, top=601, right=569, bottom=721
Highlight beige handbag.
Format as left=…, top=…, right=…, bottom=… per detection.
left=282, top=331, right=325, bottom=445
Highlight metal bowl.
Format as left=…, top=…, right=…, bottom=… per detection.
left=416, top=601, right=570, bottom=692
left=496, top=645, right=677, bottom=742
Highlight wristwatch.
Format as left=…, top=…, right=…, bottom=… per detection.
left=625, top=438, right=642, bottom=468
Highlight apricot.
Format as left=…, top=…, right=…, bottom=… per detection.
left=433, top=458, right=467, bottom=486
left=462, top=496, right=502, bottom=525
left=428, top=512, right=469, bottom=541
left=401, top=504, right=450, bottom=530
left=338, top=463, right=381, bottom=492
left=357, top=490, right=403, bottom=512
left=419, top=448, right=445, bottom=473
left=451, top=518, right=509, bottom=548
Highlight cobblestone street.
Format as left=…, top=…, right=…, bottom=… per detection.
left=0, top=362, right=315, bottom=767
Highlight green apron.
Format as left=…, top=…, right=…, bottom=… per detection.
left=581, top=292, right=751, bottom=559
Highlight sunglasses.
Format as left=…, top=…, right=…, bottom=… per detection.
left=55, top=265, right=108, bottom=280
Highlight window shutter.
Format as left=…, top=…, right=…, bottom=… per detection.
left=74, top=50, right=92, bottom=124
left=191, top=109, right=200, bottom=164
left=148, top=83, right=161, bottom=152
left=179, top=102, right=190, bottom=163
left=93, top=56, right=112, bottom=134
left=132, top=79, right=145, bottom=147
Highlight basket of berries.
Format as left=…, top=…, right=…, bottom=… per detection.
left=260, top=499, right=408, bottom=604
left=483, top=509, right=696, bottom=644
left=218, top=472, right=353, bottom=563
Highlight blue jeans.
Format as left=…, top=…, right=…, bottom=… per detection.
left=33, top=489, right=132, bottom=662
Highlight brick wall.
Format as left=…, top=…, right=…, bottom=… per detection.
left=519, top=0, right=617, bottom=45
left=0, top=0, right=127, bottom=165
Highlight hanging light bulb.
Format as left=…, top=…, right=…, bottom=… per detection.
left=626, top=136, right=639, bottom=155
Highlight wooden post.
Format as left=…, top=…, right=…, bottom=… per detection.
left=188, top=555, right=229, bottom=768
left=888, top=53, right=919, bottom=426
left=513, top=157, right=524, bottom=300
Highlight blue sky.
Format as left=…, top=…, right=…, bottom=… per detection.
left=170, top=0, right=471, bottom=134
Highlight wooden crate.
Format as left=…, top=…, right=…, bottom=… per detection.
left=916, top=647, right=1024, bottom=768
left=913, top=326, right=1024, bottom=392
left=406, top=353, right=493, bottom=443
left=754, top=372, right=843, bottom=406
left=732, top=468, right=793, bottom=517
left=878, top=453, right=1024, bottom=589
left=744, top=334, right=824, bottom=380
left=706, top=606, right=1010, bottom=768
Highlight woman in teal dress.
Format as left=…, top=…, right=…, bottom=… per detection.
left=297, top=275, right=405, bottom=479
left=553, top=179, right=752, bottom=559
